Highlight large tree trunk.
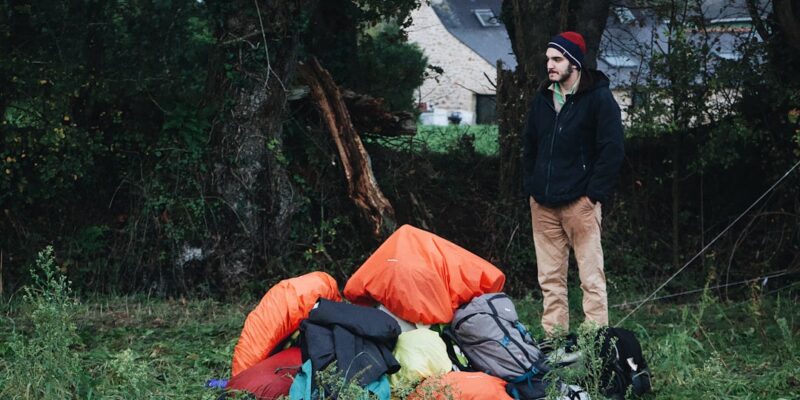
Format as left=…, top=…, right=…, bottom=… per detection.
left=496, top=61, right=525, bottom=200
left=497, top=0, right=610, bottom=199
left=206, top=0, right=313, bottom=288
left=671, top=132, right=681, bottom=269
left=774, top=0, right=800, bottom=52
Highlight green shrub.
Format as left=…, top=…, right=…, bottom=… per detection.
left=0, top=246, right=82, bottom=399
left=94, top=348, right=153, bottom=399
left=305, top=364, right=455, bottom=400
left=542, top=323, right=612, bottom=399
left=355, top=23, right=428, bottom=112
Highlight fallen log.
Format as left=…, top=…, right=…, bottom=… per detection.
left=288, top=87, right=416, bottom=137
left=341, top=90, right=416, bottom=137
left=298, top=57, right=397, bottom=239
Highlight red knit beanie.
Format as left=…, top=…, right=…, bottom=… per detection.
left=548, top=31, right=587, bottom=69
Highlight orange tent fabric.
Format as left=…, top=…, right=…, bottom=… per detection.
left=231, top=271, right=341, bottom=377
left=344, top=224, right=505, bottom=324
left=410, top=372, right=513, bottom=400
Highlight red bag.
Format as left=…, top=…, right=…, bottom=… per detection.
left=344, top=225, right=504, bottom=324
left=226, top=347, right=302, bottom=399
left=231, top=271, right=341, bottom=376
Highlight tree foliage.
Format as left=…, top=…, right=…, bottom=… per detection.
left=0, top=0, right=426, bottom=293
left=1, top=0, right=215, bottom=290
left=619, top=0, right=800, bottom=271
left=0, top=0, right=797, bottom=297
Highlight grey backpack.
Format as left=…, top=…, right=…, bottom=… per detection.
left=448, top=293, right=547, bottom=381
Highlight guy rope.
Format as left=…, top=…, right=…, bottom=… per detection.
left=615, top=159, right=800, bottom=326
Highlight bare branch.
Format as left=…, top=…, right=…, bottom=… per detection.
left=483, top=71, right=497, bottom=90
left=746, top=0, right=771, bottom=41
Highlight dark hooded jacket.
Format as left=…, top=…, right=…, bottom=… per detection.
left=299, top=299, right=400, bottom=388
left=522, top=69, right=624, bottom=207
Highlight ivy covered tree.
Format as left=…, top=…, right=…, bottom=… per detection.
left=0, top=0, right=426, bottom=292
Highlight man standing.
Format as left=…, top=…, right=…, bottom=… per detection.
left=522, top=32, right=625, bottom=335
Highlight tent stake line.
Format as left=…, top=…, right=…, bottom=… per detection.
left=611, top=269, right=798, bottom=308
left=615, top=159, right=800, bottom=326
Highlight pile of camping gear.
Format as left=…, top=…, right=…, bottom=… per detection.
left=221, top=225, right=651, bottom=399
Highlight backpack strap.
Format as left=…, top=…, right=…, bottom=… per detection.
left=505, top=362, right=551, bottom=400
left=508, top=366, right=542, bottom=384
left=440, top=327, right=473, bottom=371
left=514, top=321, right=536, bottom=345
left=485, top=298, right=539, bottom=366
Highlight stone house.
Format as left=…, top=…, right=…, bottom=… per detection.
left=407, top=0, right=516, bottom=125
left=407, top=0, right=762, bottom=125
left=598, top=0, right=765, bottom=121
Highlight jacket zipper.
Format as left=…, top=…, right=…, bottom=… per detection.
left=580, top=145, right=586, bottom=170
left=545, top=100, right=568, bottom=197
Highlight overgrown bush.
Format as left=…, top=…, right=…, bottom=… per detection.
left=355, top=23, right=428, bottom=112
left=0, top=246, right=82, bottom=399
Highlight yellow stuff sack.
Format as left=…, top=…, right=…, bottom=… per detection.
left=391, top=328, right=453, bottom=386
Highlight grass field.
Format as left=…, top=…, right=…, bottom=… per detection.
left=1, top=269, right=797, bottom=399
left=0, top=293, right=800, bottom=399
left=369, top=124, right=499, bottom=156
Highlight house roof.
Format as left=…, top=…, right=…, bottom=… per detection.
left=424, top=0, right=765, bottom=89
left=597, top=0, right=768, bottom=88
left=430, top=0, right=517, bottom=70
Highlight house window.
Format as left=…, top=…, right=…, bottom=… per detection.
left=475, top=94, right=497, bottom=124
left=614, top=7, right=636, bottom=24
left=631, top=90, right=649, bottom=110
left=474, top=9, right=501, bottom=27
left=712, top=49, right=742, bottom=61
left=602, top=53, right=638, bottom=68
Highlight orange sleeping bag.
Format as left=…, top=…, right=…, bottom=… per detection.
left=231, top=271, right=341, bottom=377
left=344, top=224, right=505, bottom=324
left=410, top=372, right=513, bottom=400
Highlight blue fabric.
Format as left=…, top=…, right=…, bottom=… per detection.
left=509, top=367, right=541, bottom=383
left=362, top=374, right=390, bottom=400
left=289, top=360, right=314, bottom=400
left=506, top=360, right=552, bottom=400
left=289, top=361, right=390, bottom=400
left=205, top=378, right=228, bottom=389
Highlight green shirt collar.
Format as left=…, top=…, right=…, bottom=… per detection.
left=549, top=72, right=581, bottom=108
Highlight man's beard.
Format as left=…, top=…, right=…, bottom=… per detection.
left=556, top=64, right=575, bottom=83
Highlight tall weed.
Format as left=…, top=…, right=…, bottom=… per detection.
left=542, top=323, right=610, bottom=399
left=94, top=348, right=153, bottom=399
left=773, top=297, right=795, bottom=357
left=0, top=246, right=82, bottom=399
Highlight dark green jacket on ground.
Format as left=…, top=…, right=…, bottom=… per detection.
left=522, top=69, right=625, bottom=207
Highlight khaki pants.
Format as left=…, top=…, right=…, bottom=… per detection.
left=530, top=196, right=607, bottom=335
